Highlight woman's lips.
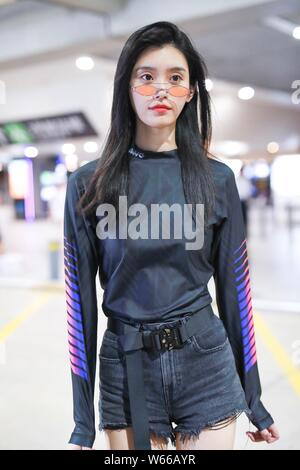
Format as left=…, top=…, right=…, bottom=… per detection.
left=150, top=106, right=171, bottom=113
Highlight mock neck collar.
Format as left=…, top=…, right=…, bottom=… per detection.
left=128, top=142, right=179, bottom=160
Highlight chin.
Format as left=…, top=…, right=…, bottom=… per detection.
left=146, top=117, right=175, bottom=127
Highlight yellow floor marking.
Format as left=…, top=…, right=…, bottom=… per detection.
left=0, top=292, right=52, bottom=342
left=254, top=310, right=300, bottom=397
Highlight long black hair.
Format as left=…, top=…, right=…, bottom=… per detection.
left=78, top=21, right=216, bottom=226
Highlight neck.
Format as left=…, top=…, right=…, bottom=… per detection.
left=134, top=119, right=177, bottom=152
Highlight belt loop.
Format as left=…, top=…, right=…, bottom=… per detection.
left=178, top=322, right=189, bottom=343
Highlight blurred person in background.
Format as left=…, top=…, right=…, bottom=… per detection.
left=48, top=180, right=67, bottom=225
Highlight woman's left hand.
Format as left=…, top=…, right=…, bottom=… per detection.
left=246, top=423, right=280, bottom=444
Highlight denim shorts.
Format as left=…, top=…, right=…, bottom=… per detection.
left=98, top=311, right=252, bottom=447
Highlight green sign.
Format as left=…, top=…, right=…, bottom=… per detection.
left=3, top=122, right=33, bottom=144
left=0, top=112, right=98, bottom=147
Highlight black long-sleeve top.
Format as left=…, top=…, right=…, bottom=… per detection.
left=63, top=143, right=274, bottom=447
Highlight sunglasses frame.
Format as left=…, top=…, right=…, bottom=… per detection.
left=130, top=82, right=192, bottom=98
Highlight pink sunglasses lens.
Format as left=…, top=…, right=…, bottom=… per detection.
left=134, top=85, right=189, bottom=97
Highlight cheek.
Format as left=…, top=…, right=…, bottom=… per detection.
left=129, top=92, right=137, bottom=113
left=130, top=93, right=147, bottom=115
left=175, top=99, right=187, bottom=115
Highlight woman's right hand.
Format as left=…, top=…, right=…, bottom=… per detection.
left=67, top=443, right=93, bottom=450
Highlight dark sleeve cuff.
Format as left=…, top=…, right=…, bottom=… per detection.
left=250, top=412, right=274, bottom=431
left=246, top=400, right=275, bottom=431
left=68, top=431, right=95, bottom=448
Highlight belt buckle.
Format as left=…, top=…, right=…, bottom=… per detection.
left=152, top=325, right=183, bottom=351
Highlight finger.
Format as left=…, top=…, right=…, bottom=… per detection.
left=261, top=431, right=280, bottom=443
left=261, top=433, right=272, bottom=442
left=246, top=432, right=264, bottom=442
left=246, top=432, right=260, bottom=442
left=266, top=437, right=278, bottom=443
left=269, top=427, right=280, bottom=439
left=247, top=428, right=279, bottom=444
left=266, top=430, right=280, bottom=443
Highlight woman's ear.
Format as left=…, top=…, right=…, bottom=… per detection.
left=186, top=86, right=195, bottom=103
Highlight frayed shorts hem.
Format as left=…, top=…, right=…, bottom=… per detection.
left=99, top=422, right=176, bottom=447
left=99, top=407, right=251, bottom=448
left=173, top=407, right=252, bottom=445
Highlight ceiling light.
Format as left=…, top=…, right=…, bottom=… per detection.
left=24, top=146, right=38, bottom=158
left=267, top=142, right=279, bottom=154
left=62, top=143, right=76, bottom=154
left=293, top=26, right=300, bottom=39
left=84, top=141, right=99, bottom=153
left=238, top=87, right=255, bottom=100
left=76, top=56, right=95, bottom=71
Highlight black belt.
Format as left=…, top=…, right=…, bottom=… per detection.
left=106, top=304, right=215, bottom=450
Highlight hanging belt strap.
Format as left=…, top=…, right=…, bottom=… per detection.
left=106, top=304, right=214, bottom=449
left=122, top=322, right=151, bottom=450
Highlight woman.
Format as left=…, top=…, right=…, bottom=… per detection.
left=64, top=21, right=279, bottom=450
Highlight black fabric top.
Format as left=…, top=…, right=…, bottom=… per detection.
left=63, top=143, right=274, bottom=447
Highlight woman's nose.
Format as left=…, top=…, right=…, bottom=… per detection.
left=154, top=87, right=168, bottom=98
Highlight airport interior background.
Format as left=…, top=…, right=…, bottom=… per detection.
left=0, top=0, right=300, bottom=450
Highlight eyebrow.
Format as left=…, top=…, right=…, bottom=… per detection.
left=134, top=66, right=187, bottom=74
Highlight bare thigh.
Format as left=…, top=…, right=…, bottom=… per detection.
left=175, top=418, right=237, bottom=450
left=104, top=427, right=168, bottom=450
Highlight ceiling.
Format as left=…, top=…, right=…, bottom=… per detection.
left=0, top=0, right=299, bottom=94
left=187, top=0, right=300, bottom=93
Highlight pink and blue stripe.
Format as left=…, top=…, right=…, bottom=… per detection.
left=233, top=239, right=257, bottom=373
left=64, top=235, right=88, bottom=380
